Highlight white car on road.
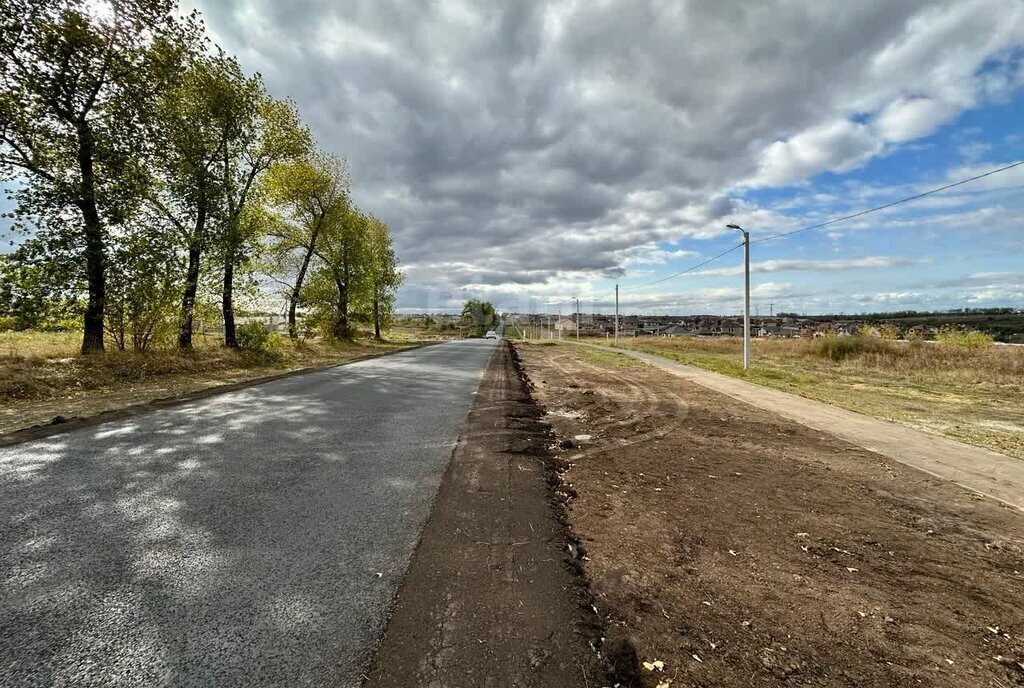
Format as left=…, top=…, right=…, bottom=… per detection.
left=485, top=330, right=499, bottom=339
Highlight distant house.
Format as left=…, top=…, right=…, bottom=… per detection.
left=663, top=324, right=695, bottom=337
left=553, top=317, right=577, bottom=333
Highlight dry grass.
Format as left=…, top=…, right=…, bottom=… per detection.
left=0, top=330, right=418, bottom=433
left=599, top=335, right=1024, bottom=460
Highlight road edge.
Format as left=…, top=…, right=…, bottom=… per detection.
left=364, top=341, right=610, bottom=686
left=511, top=342, right=646, bottom=685
left=0, top=342, right=437, bottom=448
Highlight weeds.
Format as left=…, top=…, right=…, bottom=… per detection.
left=936, top=326, right=995, bottom=349
left=813, top=334, right=892, bottom=361
left=0, top=330, right=410, bottom=406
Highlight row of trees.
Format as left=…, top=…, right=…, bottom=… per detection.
left=460, top=299, right=497, bottom=337
left=0, top=0, right=402, bottom=352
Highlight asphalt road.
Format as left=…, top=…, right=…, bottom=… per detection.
left=0, top=339, right=497, bottom=687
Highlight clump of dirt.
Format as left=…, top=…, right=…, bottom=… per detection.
left=516, top=342, right=1024, bottom=688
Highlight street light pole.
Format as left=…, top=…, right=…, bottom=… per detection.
left=614, top=284, right=619, bottom=347
left=727, top=223, right=751, bottom=370
left=575, top=297, right=580, bottom=340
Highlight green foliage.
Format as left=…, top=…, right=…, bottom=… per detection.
left=235, top=321, right=278, bottom=352
left=0, top=0, right=201, bottom=352
left=104, top=217, right=182, bottom=350
left=936, top=326, right=993, bottom=349
left=264, top=152, right=351, bottom=338
left=0, top=3, right=397, bottom=356
left=361, top=214, right=403, bottom=338
left=0, top=232, right=84, bottom=330
left=461, top=299, right=496, bottom=336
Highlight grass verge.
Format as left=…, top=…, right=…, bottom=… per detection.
left=0, top=331, right=418, bottom=435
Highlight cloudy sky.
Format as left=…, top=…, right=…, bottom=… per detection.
left=178, top=2, right=1024, bottom=313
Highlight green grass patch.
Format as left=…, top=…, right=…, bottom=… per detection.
left=581, top=347, right=643, bottom=368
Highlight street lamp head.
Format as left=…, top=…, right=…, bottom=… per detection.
left=726, top=223, right=742, bottom=230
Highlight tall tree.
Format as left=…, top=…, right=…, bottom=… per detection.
left=219, top=95, right=311, bottom=347
left=0, top=0, right=196, bottom=352
left=149, top=50, right=245, bottom=349
left=314, top=204, right=368, bottom=340
left=363, top=215, right=402, bottom=340
left=264, top=152, right=349, bottom=339
left=461, top=299, right=495, bottom=337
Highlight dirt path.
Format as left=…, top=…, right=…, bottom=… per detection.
left=518, top=342, right=1024, bottom=688
left=577, top=341, right=1024, bottom=511
left=366, top=342, right=601, bottom=687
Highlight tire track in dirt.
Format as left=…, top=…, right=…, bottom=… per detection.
left=542, top=352, right=689, bottom=462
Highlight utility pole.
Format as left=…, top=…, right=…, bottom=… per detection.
left=727, top=224, right=751, bottom=370
left=575, top=298, right=580, bottom=340
left=614, top=284, right=619, bottom=347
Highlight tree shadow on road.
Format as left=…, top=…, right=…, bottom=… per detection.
left=0, top=343, right=492, bottom=685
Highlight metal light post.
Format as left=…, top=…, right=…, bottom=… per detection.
left=575, top=297, right=580, bottom=340
left=614, top=284, right=619, bottom=347
left=726, top=224, right=751, bottom=370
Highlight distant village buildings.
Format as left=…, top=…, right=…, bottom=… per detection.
left=499, top=314, right=951, bottom=340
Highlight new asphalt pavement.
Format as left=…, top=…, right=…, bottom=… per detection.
left=0, top=339, right=497, bottom=687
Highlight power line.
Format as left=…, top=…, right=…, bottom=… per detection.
left=621, top=243, right=744, bottom=290
left=548, top=159, right=1024, bottom=307
left=751, top=159, right=1024, bottom=245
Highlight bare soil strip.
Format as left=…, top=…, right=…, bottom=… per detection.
left=366, top=342, right=602, bottom=687
left=578, top=341, right=1024, bottom=511
left=517, top=342, right=1024, bottom=688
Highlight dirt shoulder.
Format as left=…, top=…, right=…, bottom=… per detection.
left=607, top=336, right=1024, bottom=461
left=0, top=339, right=418, bottom=444
left=366, top=341, right=603, bottom=687
left=579, top=341, right=1024, bottom=511
left=517, top=341, right=1024, bottom=688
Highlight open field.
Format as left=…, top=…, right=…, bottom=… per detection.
left=516, top=341, right=1024, bottom=687
left=595, top=335, right=1024, bottom=460
left=0, top=330, right=416, bottom=434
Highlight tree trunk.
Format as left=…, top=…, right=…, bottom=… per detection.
left=223, top=259, right=237, bottom=347
left=287, top=293, right=299, bottom=339
left=76, top=122, right=105, bottom=354
left=333, top=274, right=349, bottom=339
left=179, top=244, right=201, bottom=349
left=373, top=293, right=381, bottom=340
left=288, top=230, right=320, bottom=339
left=179, top=189, right=209, bottom=349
